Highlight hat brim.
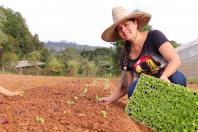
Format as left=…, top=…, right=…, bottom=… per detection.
left=101, top=12, right=151, bottom=42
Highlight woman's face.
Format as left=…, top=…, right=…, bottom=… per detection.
left=116, top=20, right=137, bottom=42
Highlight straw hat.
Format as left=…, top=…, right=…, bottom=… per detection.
left=101, top=7, right=151, bottom=42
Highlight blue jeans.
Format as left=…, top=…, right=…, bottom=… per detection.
left=128, top=71, right=187, bottom=98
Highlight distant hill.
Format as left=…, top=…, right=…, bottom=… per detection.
left=44, top=41, right=103, bottom=52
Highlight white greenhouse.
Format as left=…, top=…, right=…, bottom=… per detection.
left=176, top=39, right=198, bottom=78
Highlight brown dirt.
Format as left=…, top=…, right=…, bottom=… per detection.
left=188, top=83, right=198, bottom=91
left=0, top=74, right=151, bottom=132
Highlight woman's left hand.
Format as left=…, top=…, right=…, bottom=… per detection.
left=7, top=91, right=21, bottom=96
left=160, top=75, right=170, bottom=83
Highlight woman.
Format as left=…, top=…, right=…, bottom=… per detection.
left=99, top=6, right=186, bottom=105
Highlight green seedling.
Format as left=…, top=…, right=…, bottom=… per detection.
left=93, top=79, right=98, bottom=86
left=36, top=116, right=45, bottom=124
left=19, top=91, right=25, bottom=96
left=104, top=85, right=110, bottom=90
left=80, top=93, right=85, bottom=96
left=80, top=87, right=88, bottom=96
left=66, top=100, right=75, bottom=105
left=104, top=79, right=110, bottom=90
left=83, top=87, right=88, bottom=93
left=74, top=96, right=78, bottom=100
left=104, top=79, right=109, bottom=85
left=100, top=110, right=107, bottom=117
left=95, top=95, right=102, bottom=103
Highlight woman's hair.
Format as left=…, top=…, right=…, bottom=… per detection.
left=120, top=41, right=131, bottom=91
left=130, top=18, right=136, bottom=22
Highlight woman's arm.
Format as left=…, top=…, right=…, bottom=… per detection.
left=110, top=71, right=133, bottom=100
left=0, top=86, right=20, bottom=96
left=159, top=41, right=181, bottom=81
left=99, top=71, right=133, bottom=105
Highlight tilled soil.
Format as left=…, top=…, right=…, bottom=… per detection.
left=0, top=74, right=150, bottom=132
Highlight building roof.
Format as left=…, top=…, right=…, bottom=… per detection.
left=15, top=60, right=45, bottom=68
left=176, top=38, right=198, bottom=52
left=176, top=38, right=198, bottom=61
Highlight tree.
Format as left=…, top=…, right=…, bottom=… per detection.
left=48, top=57, right=64, bottom=74
left=28, top=51, right=41, bottom=75
left=40, top=47, right=50, bottom=63
left=67, top=60, right=79, bottom=76
left=28, top=51, right=41, bottom=65
left=140, top=24, right=152, bottom=32
left=2, top=52, right=18, bottom=71
left=0, top=7, right=46, bottom=58
left=111, top=40, right=124, bottom=75
left=81, top=48, right=113, bottom=62
left=97, top=60, right=113, bottom=77
left=58, top=48, right=80, bottom=66
left=3, top=35, right=20, bottom=53
left=170, top=40, right=181, bottom=48
left=84, top=61, right=97, bottom=76
left=0, top=8, right=7, bottom=45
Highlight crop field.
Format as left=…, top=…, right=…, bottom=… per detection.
left=0, top=74, right=150, bottom=132
left=0, top=74, right=197, bottom=132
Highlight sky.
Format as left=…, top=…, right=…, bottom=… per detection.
left=0, top=0, right=198, bottom=47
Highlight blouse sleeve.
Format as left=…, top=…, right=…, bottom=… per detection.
left=151, top=30, right=169, bottom=50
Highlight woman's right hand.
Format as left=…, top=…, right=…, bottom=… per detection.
left=99, top=96, right=114, bottom=105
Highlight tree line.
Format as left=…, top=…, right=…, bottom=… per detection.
left=0, top=6, right=117, bottom=77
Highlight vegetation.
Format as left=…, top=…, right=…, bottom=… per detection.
left=0, top=7, right=46, bottom=58
left=0, top=6, right=112, bottom=76
left=44, top=41, right=100, bottom=52
left=170, top=40, right=181, bottom=48
left=100, top=110, right=107, bottom=117
left=95, top=95, right=102, bottom=103
left=0, top=6, right=49, bottom=73
left=125, top=74, right=198, bottom=131
left=35, top=116, right=45, bottom=124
